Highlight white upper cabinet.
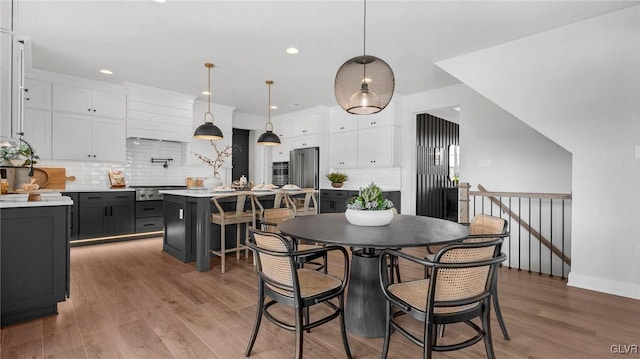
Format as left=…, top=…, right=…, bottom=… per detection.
left=272, top=138, right=292, bottom=163
left=273, top=116, right=292, bottom=139
left=292, top=135, right=319, bottom=149
left=356, top=126, right=398, bottom=167
left=22, top=109, right=52, bottom=159
left=330, top=132, right=358, bottom=168
left=292, top=113, right=320, bottom=137
left=52, top=112, right=125, bottom=161
left=357, top=103, right=397, bottom=130
left=330, top=110, right=358, bottom=133
left=0, top=0, right=13, bottom=32
left=53, top=83, right=125, bottom=119
left=24, top=78, right=51, bottom=110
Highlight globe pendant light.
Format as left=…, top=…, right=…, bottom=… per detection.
left=334, top=0, right=394, bottom=115
left=193, top=63, right=224, bottom=140
left=257, top=80, right=281, bottom=146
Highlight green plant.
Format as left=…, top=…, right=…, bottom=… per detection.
left=0, top=141, right=38, bottom=167
left=325, top=172, right=348, bottom=183
left=346, top=182, right=394, bottom=211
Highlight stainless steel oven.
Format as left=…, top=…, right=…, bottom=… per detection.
left=272, top=161, right=289, bottom=186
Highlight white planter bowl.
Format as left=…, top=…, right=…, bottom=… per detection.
left=345, top=208, right=394, bottom=226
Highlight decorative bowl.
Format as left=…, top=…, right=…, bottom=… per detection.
left=345, top=208, right=394, bottom=226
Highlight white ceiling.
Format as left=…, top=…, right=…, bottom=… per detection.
left=18, top=1, right=636, bottom=117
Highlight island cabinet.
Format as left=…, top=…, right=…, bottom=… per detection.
left=163, top=193, right=271, bottom=264
left=78, top=192, right=135, bottom=239
left=1, top=205, right=70, bottom=326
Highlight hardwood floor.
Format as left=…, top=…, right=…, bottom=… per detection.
left=2, top=237, right=638, bottom=358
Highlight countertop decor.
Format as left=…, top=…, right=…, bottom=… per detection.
left=326, top=172, right=348, bottom=188
left=191, top=141, right=235, bottom=181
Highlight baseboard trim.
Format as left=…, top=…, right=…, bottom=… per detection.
left=568, top=272, right=640, bottom=300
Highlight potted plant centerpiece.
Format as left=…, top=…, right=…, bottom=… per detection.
left=345, top=182, right=395, bottom=226
left=0, top=138, right=39, bottom=191
left=326, top=172, right=348, bottom=188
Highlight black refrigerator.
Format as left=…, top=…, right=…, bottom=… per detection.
left=289, top=147, right=319, bottom=189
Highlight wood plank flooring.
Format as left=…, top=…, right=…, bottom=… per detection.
left=2, top=237, right=639, bottom=358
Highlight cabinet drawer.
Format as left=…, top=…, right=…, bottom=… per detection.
left=136, top=201, right=163, bottom=218
left=79, top=192, right=133, bottom=203
left=136, top=216, right=163, bottom=233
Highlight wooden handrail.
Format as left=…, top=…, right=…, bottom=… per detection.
left=463, top=183, right=571, bottom=267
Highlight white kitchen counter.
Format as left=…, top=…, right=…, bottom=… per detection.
left=160, top=189, right=314, bottom=198
left=0, top=195, right=74, bottom=208
left=60, top=187, right=135, bottom=192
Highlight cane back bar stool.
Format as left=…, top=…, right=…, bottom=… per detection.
left=209, top=192, right=256, bottom=273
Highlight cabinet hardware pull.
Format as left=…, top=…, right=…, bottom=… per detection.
left=88, top=109, right=91, bottom=112
left=179, top=208, right=184, bottom=220
left=93, top=155, right=96, bottom=158
left=93, top=109, right=96, bottom=112
left=104, top=206, right=108, bottom=216
left=143, top=207, right=154, bottom=211
left=88, top=196, right=100, bottom=199
left=87, top=154, right=91, bottom=157
left=25, top=97, right=30, bottom=101
left=110, top=206, right=113, bottom=216
left=143, top=223, right=154, bottom=227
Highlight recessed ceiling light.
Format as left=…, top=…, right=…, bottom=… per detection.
left=153, top=0, right=167, bottom=3
left=99, top=69, right=113, bottom=75
left=453, top=106, right=461, bottom=112
left=202, top=91, right=211, bottom=95
left=286, top=47, right=299, bottom=55
left=270, top=105, right=278, bottom=110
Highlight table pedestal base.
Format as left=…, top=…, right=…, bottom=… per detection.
left=345, top=249, right=388, bottom=338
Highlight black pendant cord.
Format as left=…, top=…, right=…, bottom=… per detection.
left=266, top=80, right=274, bottom=131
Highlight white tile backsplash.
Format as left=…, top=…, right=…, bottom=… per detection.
left=39, top=138, right=229, bottom=189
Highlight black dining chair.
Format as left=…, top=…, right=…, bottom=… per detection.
left=245, top=228, right=352, bottom=359
left=379, top=238, right=507, bottom=359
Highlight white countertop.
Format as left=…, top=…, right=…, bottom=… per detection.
left=160, top=189, right=315, bottom=198
left=60, top=187, right=135, bottom=193
left=0, top=195, right=74, bottom=208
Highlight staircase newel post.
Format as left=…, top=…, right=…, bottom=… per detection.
left=459, top=182, right=470, bottom=223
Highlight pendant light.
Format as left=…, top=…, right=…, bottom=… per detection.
left=334, top=0, right=394, bottom=115
left=193, top=63, right=224, bottom=140
left=257, top=80, right=281, bottom=146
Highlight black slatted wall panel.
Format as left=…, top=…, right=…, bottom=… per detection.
left=416, top=114, right=459, bottom=217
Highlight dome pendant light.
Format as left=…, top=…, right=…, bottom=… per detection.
left=194, top=63, right=224, bottom=140
left=257, top=80, right=281, bottom=146
left=334, top=0, right=394, bottom=115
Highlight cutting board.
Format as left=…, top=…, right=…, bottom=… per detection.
left=38, top=167, right=76, bottom=189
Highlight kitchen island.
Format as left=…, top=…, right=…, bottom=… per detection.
left=0, top=195, right=72, bottom=326
left=160, top=190, right=279, bottom=271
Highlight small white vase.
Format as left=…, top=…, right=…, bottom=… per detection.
left=345, top=208, right=394, bottom=226
left=204, top=176, right=223, bottom=189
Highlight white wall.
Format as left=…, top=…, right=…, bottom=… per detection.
left=436, top=6, right=640, bottom=298
left=400, top=84, right=572, bottom=215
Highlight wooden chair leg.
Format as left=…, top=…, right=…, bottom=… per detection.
left=221, top=223, right=226, bottom=274
left=236, top=224, right=241, bottom=260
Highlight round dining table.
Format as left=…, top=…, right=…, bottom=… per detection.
left=279, top=212, right=469, bottom=338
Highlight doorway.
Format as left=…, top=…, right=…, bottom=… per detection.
left=416, top=111, right=459, bottom=218
left=232, top=128, right=250, bottom=182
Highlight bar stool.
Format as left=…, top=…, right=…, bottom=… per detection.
left=210, top=191, right=256, bottom=273
left=284, top=188, right=318, bottom=217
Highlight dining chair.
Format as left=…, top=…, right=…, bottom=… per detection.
left=256, top=206, right=328, bottom=273
left=209, top=192, right=256, bottom=273
left=425, top=214, right=510, bottom=340
left=245, top=228, right=352, bottom=359
left=378, top=239, right=506, bottom=359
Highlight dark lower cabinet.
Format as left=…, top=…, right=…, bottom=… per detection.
left=1, top=205, right=70, bottom=326
left=163, top=195, right=193, bottom=262
left=62, top=192, right=79, bottom=240
left=320, top=189, right=401, bottom=214
left=78, top=192, right=135, bottom=239
left=135, top=200, right=164, bottom=232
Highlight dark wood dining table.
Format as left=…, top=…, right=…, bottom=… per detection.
left=278, top=213, right=469, bottom=338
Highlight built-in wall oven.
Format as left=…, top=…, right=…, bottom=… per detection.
left=272, top=161, right=289, bottom=186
